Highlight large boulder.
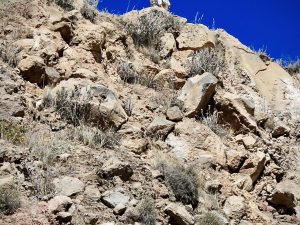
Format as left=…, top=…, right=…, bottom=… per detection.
left=178, top=73, right=218, bottom=117
left=270, top=179, right=300, bottom=210
left=53, top=176, right=85, bottom=197
left=46, top=78, right=127, bottom=128
left=98, top=157, right=133, bottom=181
left=18, top=55, right=46, bottom=84
left=165, top=118, right=227, bottom=167
left=176, top=24, right=215, bottom=50
left=215, top=92, right=258, bottom=132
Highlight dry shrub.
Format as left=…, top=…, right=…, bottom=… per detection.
left=186, top=47, right=225, bottom=78
left=155, top=155, right=199, bottom=206
left=117, top=60, right=156, bottom=88
left=151, top=88, right=182, bottom=113
left=124, top=9, right=181, bottom=48
left=27, top=129, right=69, bottom=166
left=0, top=43, right=21, bottom=67
left=199, top=106, right=231, bottom=138
left=284, top=59, right=300, bottom=76
left=72, top=124, right=119, bottom=149
left=0, top=121, right=26, bottom=144
left=81, top=0, right=99, bottom=23
left=52, top=0, right=74, bottom=11
left=137, top=197, right=156, bottom=225
left=195, top=212, right=225, bottom=225
left=0, top=185, right=20, bottom=215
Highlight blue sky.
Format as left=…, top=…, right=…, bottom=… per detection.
left=98, top=0, right=300, bottom=60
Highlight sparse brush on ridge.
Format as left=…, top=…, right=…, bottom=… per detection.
left=81, top=0, right=99, bottom=23
left=186, top=47, right=225, bottom=78
left=156, top=156, right=199, bottom=206
left=124, top=9, right=182, bottom=60
left=137, top=197, right=156, bottom=225
left=52, top=0, right=74, bottom=11
left=0, top=185, right=20, bottom=215
left=284, top=59, right=300, bottom=75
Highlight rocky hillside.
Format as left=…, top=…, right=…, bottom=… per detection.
left=0, top=0, right=300, bottom=224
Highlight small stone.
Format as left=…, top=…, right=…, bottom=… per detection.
left=204, top=180, right=222, bottom=194
left=113, top=203, right=127, bottom=215
left=165, top=203, right=194, bottom=225
left=48, top=196, right=73, bottom=213
left=242, top=135, right=257, bottom=148
left=84, top=185, right=101, bottom=201
left=147, top=117, right=175, bottom=138
left=101, top=189, right=130, bottom=208
left=53, top=176, right=85, bottom=197
left=99, top=157, right=133, bottom=181
left=166, top=106, right=183, bottom=122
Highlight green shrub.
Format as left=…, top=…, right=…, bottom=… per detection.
left=0, top=185, right=20, bottom=215
left=156, top=158, right=199, bottom=206
left=137, top=198, right=156, bottom=225
left=0, top=121, right=26, bottom=144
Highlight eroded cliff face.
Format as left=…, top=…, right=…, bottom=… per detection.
left=0, top=1, right=300, bottom=224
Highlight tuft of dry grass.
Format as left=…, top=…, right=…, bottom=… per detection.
left=0, top=185, right=20, bottom=215
left=195, top=211, right=225, bottom=225
left=52, top=0, right=74, bottom=11
left=71, top=124, right=119, bottom=149
left=137, top=197, right=156, bottom=225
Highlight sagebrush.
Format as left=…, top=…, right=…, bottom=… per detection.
left=137, top=198, right=156, bottom=225
left=156, top=157, right=199, bottom=206
left=196, top=212, right=225, bottom=225
left=124, top=9, right=182, bottom=49
left=186, top=47, right=225, bottom=78
left=0, top=185, right=20, bottom=215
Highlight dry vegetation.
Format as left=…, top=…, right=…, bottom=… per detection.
left=0, top=185, right=20, bottom=215
left=0, top=121, right=26, bottom=145
left=137, top=198, right=156, bottom=225
left=156, top=155, right=199, bottom=206
left=186, top=47, right=225, bottom=78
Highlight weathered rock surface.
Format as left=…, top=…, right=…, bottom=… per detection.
left=165, top=203, right=194, bottom=225
left=224, top=196, right=246, bottom=221
left=178, top=72, right=218, bottom=117
left=177, top=24, right=215, bottom=50
left=53, top=176, right=85, bottom=197
left=98, top=157, right=133, bottom=181
left=166, top=106, right=183, bottom=122
left=101, top=188, right=130, bottom=208
left=47, top=78, right=128, bottom=128
left=147, top=117, right=175, bottom=139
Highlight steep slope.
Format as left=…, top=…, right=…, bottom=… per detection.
left=0, top=1, right=300, bottom=225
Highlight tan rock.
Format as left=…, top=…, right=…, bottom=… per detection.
left=71, top=68, right=98, bottom=81
left=177, top=24, right=215, bottom=50
left=165, top=118, right=227, bottom=167
left=159, top=32, right=176, bottom=58
left=215, top=92, right=258, bottom=132
left=147, top=117, right=175, bottom=139
left=224, top=196, right=245, bottom=220
left=53, top=176, right=85, bottom=197
left=178, top=73, right=218, bottom=117
left=48, top=196, right=73, bottom=213
left=165, top=203, right=194, bottom=225
left=166, top=106, right=183, bottom=122
left=240, top=151, right=266, bottom=184
left=170, top=50, right=193, bottom=78
left=18, top=55, right=45, bottom=84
